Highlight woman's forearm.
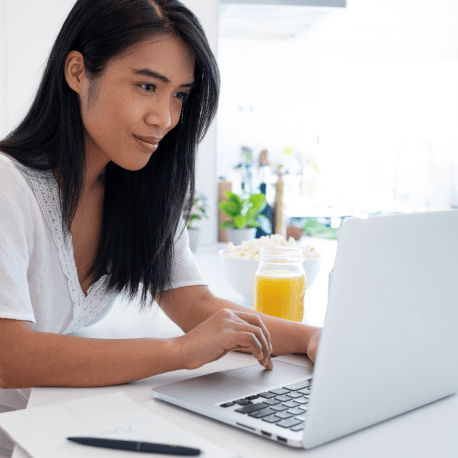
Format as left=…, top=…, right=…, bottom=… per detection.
left=0, top=319, right=182, bottom=389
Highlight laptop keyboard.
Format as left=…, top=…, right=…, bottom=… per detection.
left=219, top=378, right=312, bottom=432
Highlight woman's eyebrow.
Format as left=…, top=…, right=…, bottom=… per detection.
left=130, top=68, right=196, bottom=87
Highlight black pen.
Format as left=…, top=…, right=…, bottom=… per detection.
left=67, top=437, right=201, bottom=455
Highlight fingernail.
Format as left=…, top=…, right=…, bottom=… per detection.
left=259, top=352, right=263, bottom=360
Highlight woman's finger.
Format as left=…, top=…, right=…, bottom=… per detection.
left=233, top=331, right=265, bottom=361
left=229, top=324, right=273, bottom=369
left=231, top=310, right=273, bottom=353
left=233, top=323, right=269, bottom=358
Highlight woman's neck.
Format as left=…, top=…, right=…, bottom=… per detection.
left=51, top=144, right=108, bottom=196
left=84, top=140, right=110, bottom=192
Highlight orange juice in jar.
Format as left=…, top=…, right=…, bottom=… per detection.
left=255, top=247, right=306, bottom=322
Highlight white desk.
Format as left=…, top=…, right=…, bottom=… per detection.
left=12, top=237, right=458, bottom=457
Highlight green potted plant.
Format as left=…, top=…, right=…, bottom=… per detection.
left=186, top=193, right=207, bottom=251
left=219, top=191, right=272, bottom=245
left=303, top=218, right=339, bottom=240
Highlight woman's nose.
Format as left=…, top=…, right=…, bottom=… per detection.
left=145, top=96, right=173, bottom=130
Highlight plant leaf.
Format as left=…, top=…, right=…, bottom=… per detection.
left=228, top=195, right=243, bottom=215
left=219, top=201, right=239, bottom=218
left=248, top=193, right=266, bottom=213
left=220, top=220, right=237, bottom=229
left=227, top=191, right=242, bottom=204
left=244, top=217, right=260, bottom=228
left=222, top=191, right=243, bottom=217
left=234, top=215, right=246, bottom=229
left=244, top=194, right=266, bottom=219
left=303, top=218, right=338, bottom=239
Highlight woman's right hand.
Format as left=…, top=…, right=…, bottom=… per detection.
left=177, top=308, right=274, bottom=370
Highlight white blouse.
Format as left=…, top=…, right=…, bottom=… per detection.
left=0, top=153, right=207, bottom=457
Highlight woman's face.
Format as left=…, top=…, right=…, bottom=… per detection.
left=67, top=34, right=195, bottom=171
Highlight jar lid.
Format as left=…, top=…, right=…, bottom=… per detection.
left=259, top=246, right=303, bottom=263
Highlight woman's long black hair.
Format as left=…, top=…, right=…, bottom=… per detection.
left=0, top=0, right=220, bottom=305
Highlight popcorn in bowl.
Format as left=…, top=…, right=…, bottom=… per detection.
left=224, top=234, right=320, bottom=260
left=219, top=235, right=322, bottom=300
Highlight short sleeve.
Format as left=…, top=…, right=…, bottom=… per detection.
left=163, top=221, right=208, bottom=291
left=0, top=157, right=36, bottom=323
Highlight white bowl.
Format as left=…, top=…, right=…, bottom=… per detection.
left=218, top=249, right=322, bottom=301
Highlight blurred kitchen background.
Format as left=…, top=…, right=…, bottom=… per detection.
left=216, top=0, right=458, bottom=240
left=1, top=0, right=457, bottom=246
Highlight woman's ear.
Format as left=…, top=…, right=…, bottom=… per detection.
left=64, top=50, right=86, bottom=94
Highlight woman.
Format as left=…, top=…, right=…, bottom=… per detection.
left=0, top=0, right=320, bottom=455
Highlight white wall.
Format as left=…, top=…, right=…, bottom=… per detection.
left=1, top=0, right=75, bottom=135
left=0, top=0, right=7, bottom=135
left=0, top=0, right=220, bottom=245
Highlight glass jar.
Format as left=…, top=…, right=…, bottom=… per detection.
left=255, top=247, right=306, bottom=323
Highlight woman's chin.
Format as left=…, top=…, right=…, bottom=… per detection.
left=114, top=156, right=153, bottom=171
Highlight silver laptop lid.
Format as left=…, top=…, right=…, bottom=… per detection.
left=303, top=210, right=458, bottom=449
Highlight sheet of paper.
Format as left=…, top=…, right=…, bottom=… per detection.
left=0, top=391, right=237, bottom=458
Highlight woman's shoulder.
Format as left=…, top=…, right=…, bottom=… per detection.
left=0, top=153, right=37, bottom=204
left=0, top=152, right=28, bottom=178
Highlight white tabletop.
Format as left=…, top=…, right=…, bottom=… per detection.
left=12, top=236, right=458, bottom=457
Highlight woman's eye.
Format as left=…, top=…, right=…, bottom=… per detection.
left=175, top=92, right=190, bottom=102
left=140, top=83, right=156, bottom=92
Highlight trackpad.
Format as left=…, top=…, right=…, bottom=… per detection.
left=221, top=360, right=310, bottom=388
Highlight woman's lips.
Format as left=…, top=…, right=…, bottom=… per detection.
left=133, top=135, right=162, bottom=152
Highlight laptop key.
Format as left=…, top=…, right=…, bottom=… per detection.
left=261, top=414, right=282, bottom=424
left=287, top=407, right=305, bottom=415
left=285, top=391, right=303, bottom=399
left=262, top=398, right=280, bottom=406
left=258, top=392, right=276, bottom=399
left=248, top=407, right=276, bottom=419
left=295, top=397, right=309, bottom=405
left=268, top=404, right=289, bottom=412
left=275, top=395, right=290, bottom=402
left=269, top=388, right=290, bottom=395
left=282, top=400, right=300, bottom=408
left=233, top=399, right=253, bottom=406
left=291, top=422, right=305, bottom=432
left=245, top=395, right=259, bottom=400
left=220, top=402, right=234, bottom=408
left=283, top=379, right=312, bottom=391
left=298, top=388, right=311, bottom=395
left=277, top=417, right=303, bottom=429
left=296, top=415, right=306, bottom=421
left=274, top=411, right=294, bottom=420
left=235, top=402, right=269, bottom=414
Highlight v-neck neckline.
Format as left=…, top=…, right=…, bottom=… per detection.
left=25, top=166, right=111, bottom=331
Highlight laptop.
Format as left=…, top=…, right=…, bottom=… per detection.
left=153, top=210, right=458, bottom=449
